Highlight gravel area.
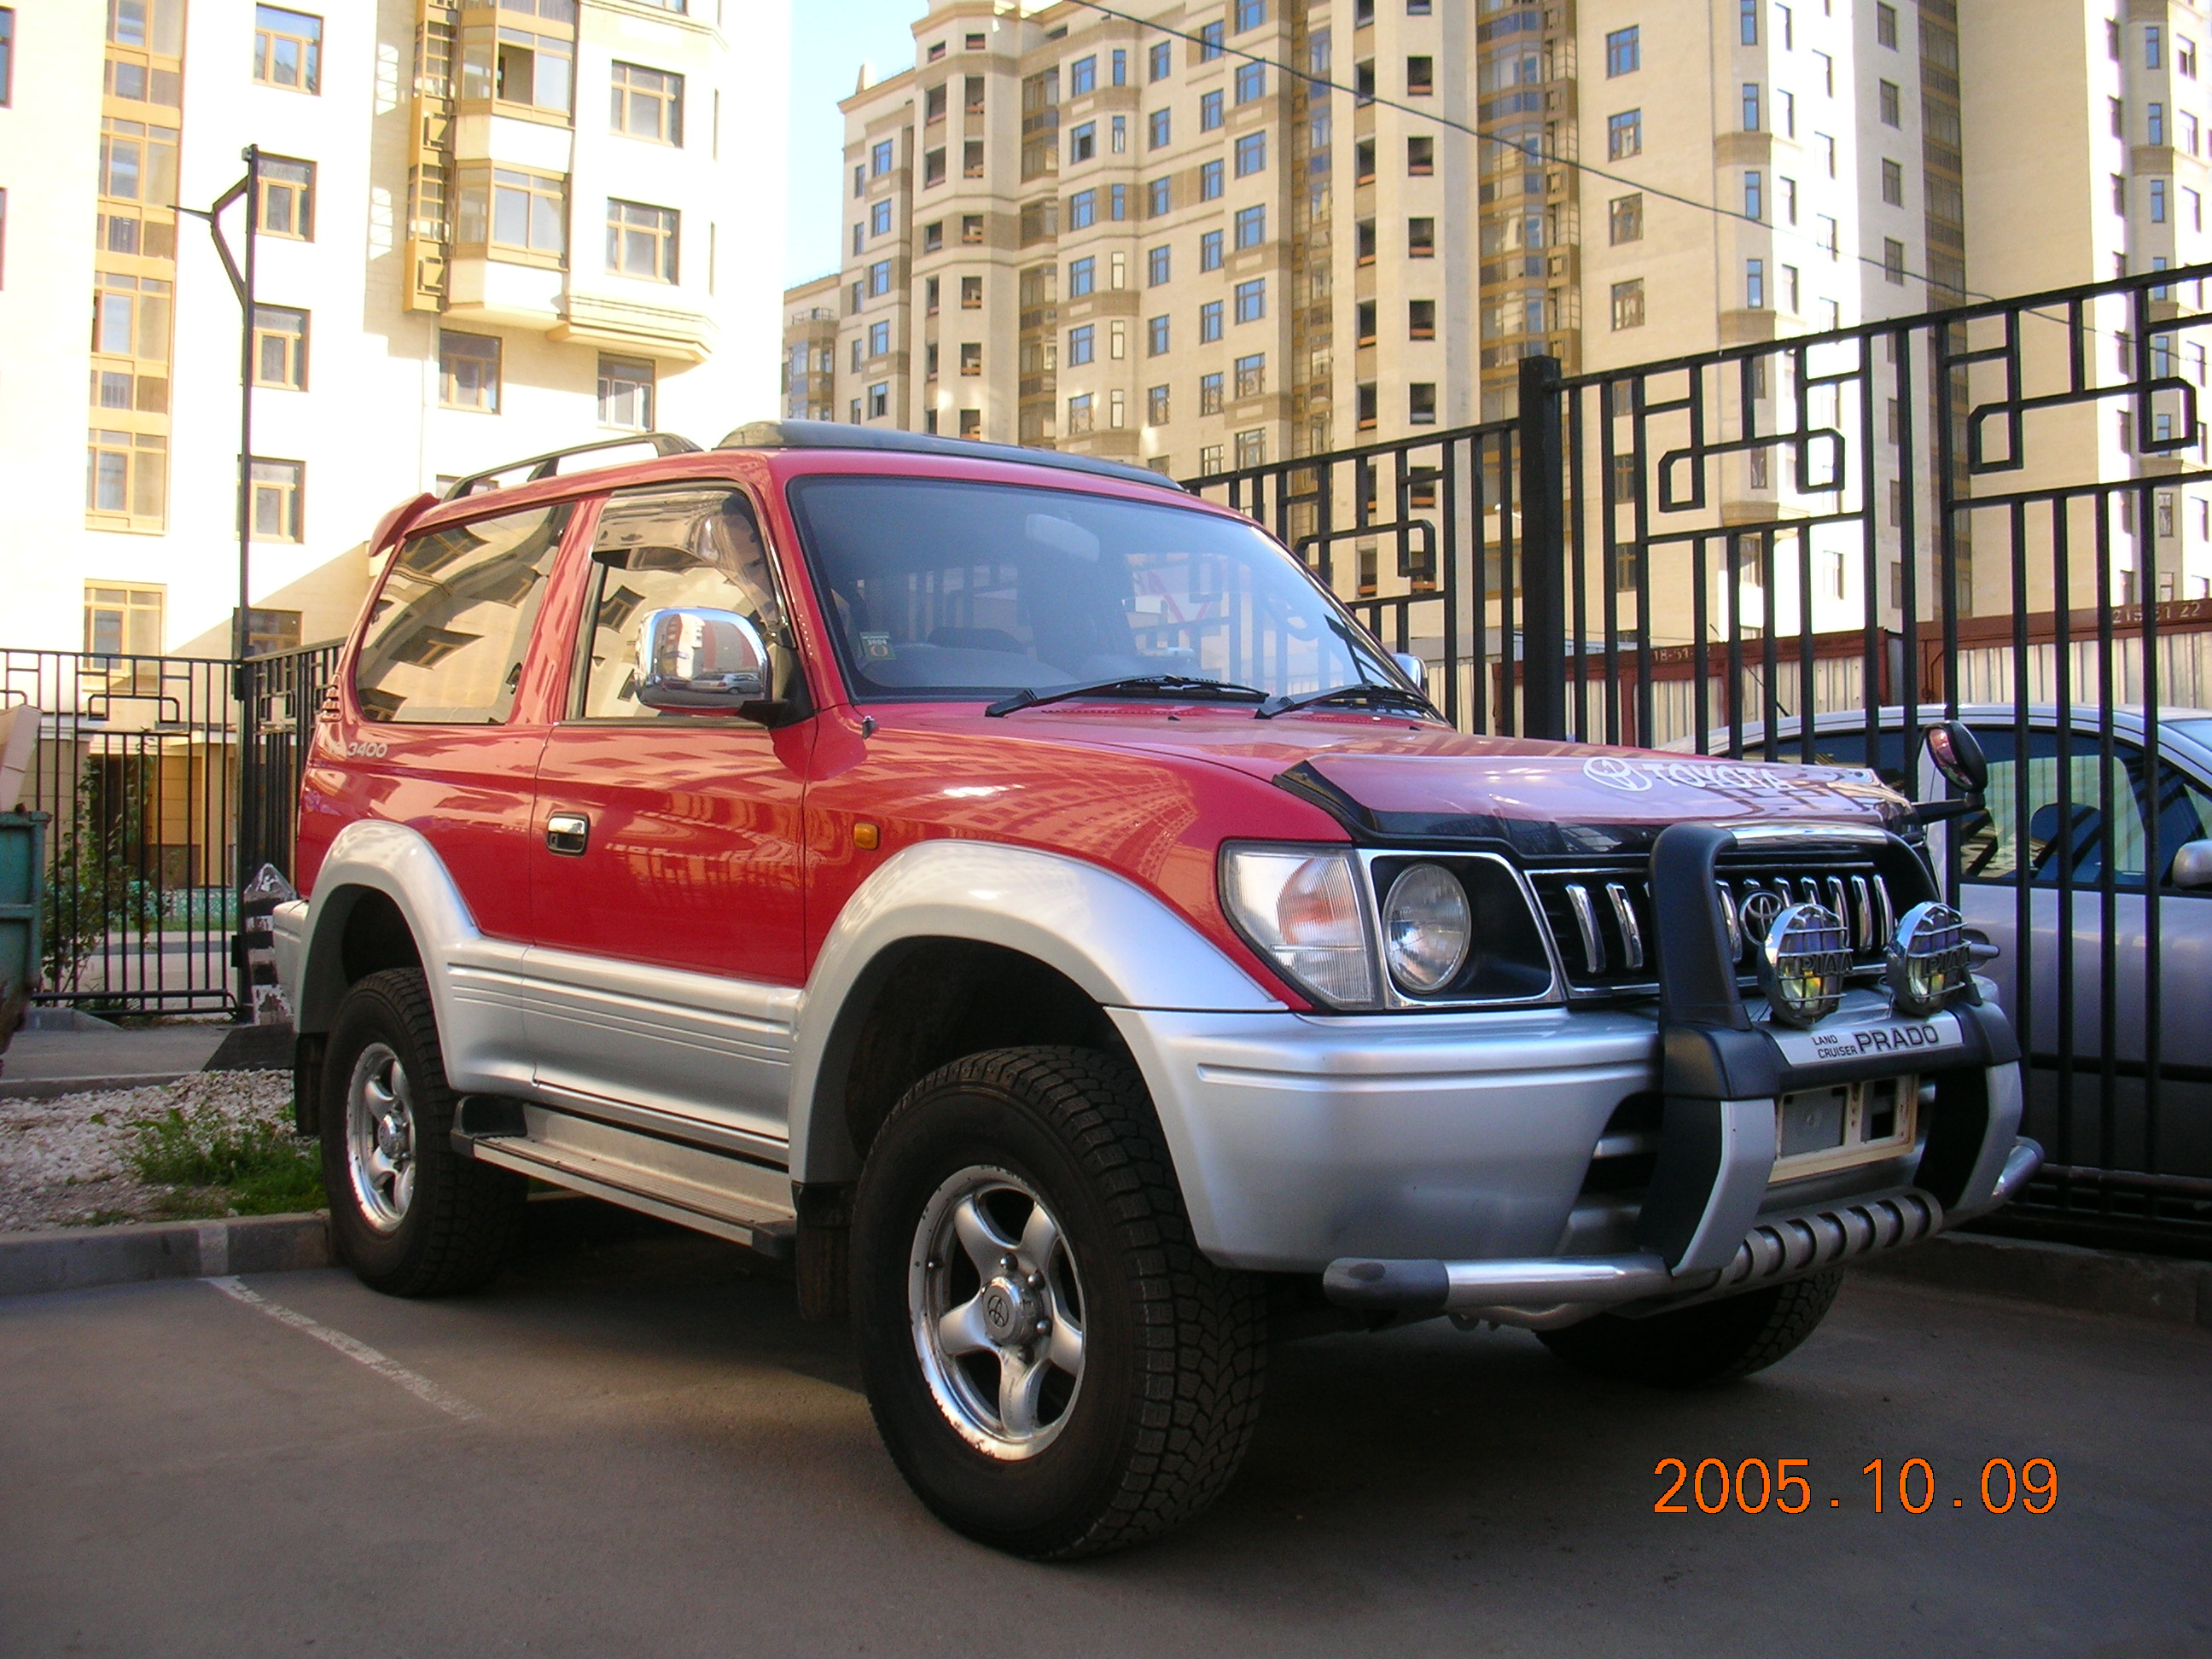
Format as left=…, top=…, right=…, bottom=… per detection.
left=0, top=1073, right=296, bottom=1233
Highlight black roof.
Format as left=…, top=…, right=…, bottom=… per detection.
left=716, top=420, right=1188, bottom=493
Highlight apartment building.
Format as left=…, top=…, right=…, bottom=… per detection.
left=0, top=0, right=786, bottom=660
left=796, top=0, right=2209, bottom=626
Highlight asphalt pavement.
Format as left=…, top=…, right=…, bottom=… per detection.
left=1, top=1225, right=2206, bottom=1659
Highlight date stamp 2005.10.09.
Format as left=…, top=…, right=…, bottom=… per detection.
left=1654, top=1458, right=2058, bottom=1515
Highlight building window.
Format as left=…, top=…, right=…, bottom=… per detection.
left=1608, top=110, right=1642, bottom=160
left=1742, top=83, right=1761, bottom=132
left=1878, top=80, right=1900, bottom=126
left=1407, top=135, right=1434, bottom=175
left=1235, top=352, right=1266, bottom=398
left=1409, top=299, right=1435, bottom=340
left=958, top=409, right=982, bottom=439
left=1407, top=217, right=1435, bottom=257
left=1200, top=160, right=1225, bottom=200
left=1109, top=320, right=1127, bottom=359
left=869, top=259, right=893, bottom=295
left=606, top=199, right=677, bottom=281
left=1234, top=132, right=1266, bottom=176
left=1113, top=48, right=1126, bottom=85
left=1109, top=183, right=1127, bottom=220
left=253, top=6, right=322, bottom=93
left=1408, top=383, right=1436, bottom=426
left=84, top=583, right=166, bottom=658
left=1148, top=178, right=1172, bottom=215
left=1406, top=55, right=1433, bottom=96
left=963, top=215, right=984, bottom=244
left=1199, top=21, right=1225, bottom=60
left=1070, top=55, right=1097, bottom=95
left=1876, top=2, right=1898, bottom=47
left=1745, top=259, right=1766, bottom=309
left=1606, top=26, right=1639, bottom=77
left=1200, top=300, right=1223, bottom=343
left=462, top=21, right=574, bottom=114
left=1201, top=90, right=1224, bottom=131
left=960, top=342, right=982, bottom=376
left=1782, top=263, right=1800, bottom=311
left=1201, top=230, right=1224, bottom=271
left=1234, top=204, right=1266, bottom=248
left=1069, top=255, right=1096, bottom=296
left=598, top=354, right=655, bottom=428
left=1235, top=0, right=1265, bottom=29
left=961, top=275, right=983, bottom=308
left=1234, top=428, right=1266, bottom=469
left=1069, top=323, right=1095, bottom=364
left=1611, top=279, right=1644, bottom=330
left=0, top=9, right=13, bottom=107
left=1069, top=121, right=1097, bottom=163
left=1067, top=393, right=1095, bottom=437
left=868, top=319, right=891, bottom=356
left=2149, top=102, right=2167, bottom=146
left=1237, top=61, right=1266, bottom=103
left=1147, top=245, right=1171, bottom=286
left=438, top=329, right=501, bottom=410
left=456, top=166, right=567, bottom=262
left=1147, top=384, right=1170, bottom=425
left=1070, top=188, right=1097, bottom=228
left=253, top=306, right=309, bottom=389
left=1881, top=159, right=1903, bottom=206
left=1609, top=193, right=1644, bottom=244
left=256, top=156, right=316, bottom=241
left=1883, top=238, right=1906, bottom=284
left=1150, top=40, right=1172, bottom=81
left=1197, top=445, right=1224, bottom=476
left=1233, top=278, right=1266, bottom=323
left=2147, top=23, right=2163, bottom=67
left=1744, top=171, right=1763, bottom=222
left=250, top=458, right=305, bottom=542
left=1150, top=108, right=1172, bottom=148
left=870, top=200, right=894, bottom=239
left=1200, top=373, right=1224, bottom=415
left=84, top=431, right=167, bottom=528
left=872, top=139, right=894, bottom=175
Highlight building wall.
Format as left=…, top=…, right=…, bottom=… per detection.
left=0, top=0, right=787, bottom=661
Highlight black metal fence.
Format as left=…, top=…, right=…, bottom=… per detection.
left=1195, top=262, right=2212, bottom=1254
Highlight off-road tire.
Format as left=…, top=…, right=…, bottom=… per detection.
left=1535, top=1268, right=1844, bottom=1389
left=852, top=1046, right=1266, bottom=1559
left=320, top=968, right=526, bottom=1297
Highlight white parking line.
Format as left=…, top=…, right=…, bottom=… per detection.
left=204, top=1276, right=488, bottom=1424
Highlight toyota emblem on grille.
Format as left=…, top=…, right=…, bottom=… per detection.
left=1738, top=889, right=1785, bottom=941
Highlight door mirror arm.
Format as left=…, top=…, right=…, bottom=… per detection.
left=1910, top=794, right=1985, bottom=826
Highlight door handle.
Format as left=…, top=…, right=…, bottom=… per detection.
left=545, top=812, right=591, bottom=856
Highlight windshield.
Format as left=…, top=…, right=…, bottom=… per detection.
left=787, top=475, right=1394, bottom=702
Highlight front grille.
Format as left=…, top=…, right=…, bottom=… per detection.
left=1529, top=857, right=1898, bottom=997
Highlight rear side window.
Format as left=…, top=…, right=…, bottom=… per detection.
left=354, top=501, right=573, bottom=723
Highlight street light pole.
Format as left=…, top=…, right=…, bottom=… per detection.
left=182, top=144, right=261, bottom=1018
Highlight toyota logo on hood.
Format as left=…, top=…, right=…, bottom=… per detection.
left=1582, top=755, right=1654, bottom=792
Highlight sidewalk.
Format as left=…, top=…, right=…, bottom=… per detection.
left=0, top=1021, right=287, bottom=1099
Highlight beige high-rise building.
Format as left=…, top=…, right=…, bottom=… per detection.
left=0, top=0, right=788, bottom=659
left=788, top=0, right=2211, bottom=627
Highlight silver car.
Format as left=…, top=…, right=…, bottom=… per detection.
left=1685, top=706, right=2212, bottom=1180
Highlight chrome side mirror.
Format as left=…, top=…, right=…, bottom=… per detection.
left=2173, top=840, right=2212, bottom=889
left=1392, top=652, right=1428, bottom=689
left=635, top=607, right=770, bottom=712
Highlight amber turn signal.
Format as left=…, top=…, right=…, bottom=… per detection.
left=853, top=822, right=881, bottom=851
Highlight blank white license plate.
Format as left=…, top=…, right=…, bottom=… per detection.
left=1774, top=1075, right=1918, bottom=1177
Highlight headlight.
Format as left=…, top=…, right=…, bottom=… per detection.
left=1885, top=901, right=1972, bottom=1016
left=1758, top=901, right=1852, bottom=1027
left=1382, top=863, right=1471, bottom=992
left=1220, top=847, right=1376, bottom=1007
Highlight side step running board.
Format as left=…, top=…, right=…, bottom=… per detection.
left=454, top=1097, right=795, bottom=1260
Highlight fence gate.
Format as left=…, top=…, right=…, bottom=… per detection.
left=1196, top=262, right=2212, bottom=1254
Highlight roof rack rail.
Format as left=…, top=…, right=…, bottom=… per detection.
left=443, top=433, right=702, bottom=501
left=716, top=419, right=1187, bottom=493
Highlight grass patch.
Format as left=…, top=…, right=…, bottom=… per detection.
left=125, top=1099, right=323, bottom=1217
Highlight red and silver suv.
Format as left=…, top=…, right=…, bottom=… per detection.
left=274, top=423, right=2040, bottom=1557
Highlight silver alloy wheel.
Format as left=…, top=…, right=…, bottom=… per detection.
left=909, top=1165, right=1087, bottom=1460
left=345, top=1041, right=417, bottom=1235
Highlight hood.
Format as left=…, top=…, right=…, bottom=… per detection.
left=941, top=704, right=1912, bottom=859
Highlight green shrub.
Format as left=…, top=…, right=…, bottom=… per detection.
left=125, top=1098, right=323, bottom=1217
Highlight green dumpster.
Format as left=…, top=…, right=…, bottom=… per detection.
left=0, top=811, right=48, bottom=1048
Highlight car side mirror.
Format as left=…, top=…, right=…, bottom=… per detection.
left=635, top=607, right=772, bottom=714
left=2173, top=840, right=2212, bottom=889
left=1926, top=720, right=1988, bottom=795
left=1392, top=652, right=1428, bottom=690
left=1912, top=720, right=1988, bottom=825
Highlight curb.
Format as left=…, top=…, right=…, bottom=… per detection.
left=0, top=1073, right=196, bottom=1102
left=1857, top=1231, right=2212, bottom=1330
left=0, top=1212, right=329, bottom=1298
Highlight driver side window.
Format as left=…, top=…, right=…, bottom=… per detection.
left=573, top=487, right=795, bottom=719
left=1957, top=725, right=2212, bottom=891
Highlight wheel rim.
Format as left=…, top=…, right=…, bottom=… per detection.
left=908, top=1165, right=1087, bottom=1460
left=345, top=1042, right=417, bottom=1235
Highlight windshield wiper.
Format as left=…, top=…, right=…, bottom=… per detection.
left=985, top=674, right=1269, bottom=718
left=1254, top=681, right=1441, bottom=720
